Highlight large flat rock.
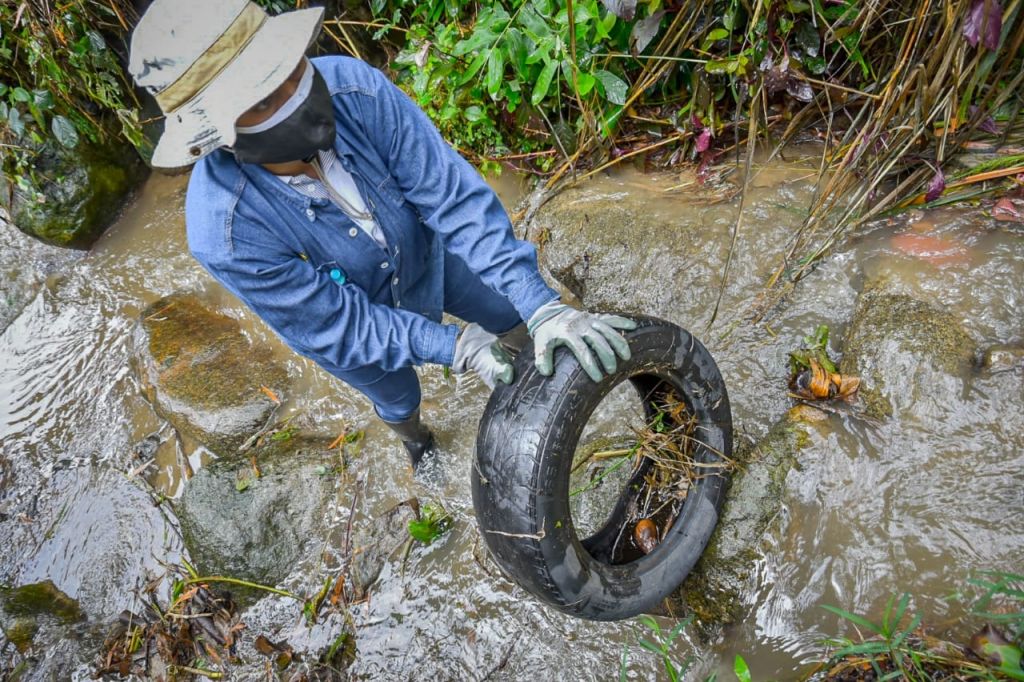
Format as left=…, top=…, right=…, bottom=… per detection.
left=133, top=293, right=289, bottom=456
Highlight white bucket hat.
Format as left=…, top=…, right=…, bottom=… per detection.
left=129, top=0, right=324, bottom=168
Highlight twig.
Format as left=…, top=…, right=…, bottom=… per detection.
left=183, top=576, right=300, bottom=601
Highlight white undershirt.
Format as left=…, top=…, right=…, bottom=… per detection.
left=280, top=148, right=388, bottom=249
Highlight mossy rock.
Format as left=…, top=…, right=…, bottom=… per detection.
left=526, top=184, right=712, bottom=320
left=840, top=287, right=975, bottom=420
left=133, top=294, right=289, bottom=457
left=0, top=580, right=83, bottom=653
left=656, top=415, right=811, bottom=635
left=6, top=136, right=148, bottom=250
left=175, top=434, right=339, bottom=598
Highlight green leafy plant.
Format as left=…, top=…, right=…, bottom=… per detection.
left=820, top=586, right=1024, bottom=681
left=620, top=614, right=694, bottom=682
left=0, top=1, right=143, bottom=205
left=407, top=503, right=453, bottom=544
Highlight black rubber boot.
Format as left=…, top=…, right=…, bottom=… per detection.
left=383, top=409, right=435, bottom=469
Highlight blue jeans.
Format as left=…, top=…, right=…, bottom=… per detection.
left=340, top=250, right=522, bottom=422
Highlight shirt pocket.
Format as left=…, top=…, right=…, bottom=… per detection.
left=314, top=259, right=350, bottom=287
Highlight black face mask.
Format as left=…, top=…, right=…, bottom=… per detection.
left=231, top=68, right=335, bottom=165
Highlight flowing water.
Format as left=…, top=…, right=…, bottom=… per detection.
left=1, top=154, right=1022, bottom=680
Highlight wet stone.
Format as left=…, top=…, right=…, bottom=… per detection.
left=0, top=580, right=83, bottom=653
left=980, top=344, right=1024, bottom=373
left=657, top=416, right=810, bottom=636
left=175, top=435, right=339, bottom=597
left=133, top=293, right=289, bottom=457
left=6, top=136, right=148, bottom=250
left=840, top=285, right=976, bottom=420
left=349, top=499, right=419, bottom=600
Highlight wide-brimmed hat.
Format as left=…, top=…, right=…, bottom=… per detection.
left=129, top=0, right=323, bottom=168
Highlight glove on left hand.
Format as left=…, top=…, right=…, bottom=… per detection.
left=527, top=301, right=637, bottom=382
left=452, top=323, right=514, bottom=389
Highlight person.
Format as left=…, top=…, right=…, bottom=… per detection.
left=128, top=0, right=636, bottom=467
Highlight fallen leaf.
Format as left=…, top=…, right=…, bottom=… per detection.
left=249, top=455, right=261, bottom=479
left=259, top=385, right=280, bottom=404
left=600, top=0, right=636, bottom=20
left=634, top=518, right=658, bottom=554
left=695, top=128, right=712, bottom=153
left=329, top=573, right=346, bottom=606
left=891, top=232, right=970, bottom=266
left=925, top=168, right=946, bottom=202
left=630, top=10, right=665, bottom=54
left=993, top=196, right=1024, bottom=222
left=328, top=431, right=347, bottom=450
left=964, top=0, right=1003, bottom=50
left=832, top=373, right=861, bottom=401
left=969, top=624, right=1023, bottom=675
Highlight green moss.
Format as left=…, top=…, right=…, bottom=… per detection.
left=0, top=580, right=82, bottom=624
left=840, top=288, right=975, bottom=420
left=140, top=295, right=287, bottom=410
left=10, top=136, right=148, bottom=249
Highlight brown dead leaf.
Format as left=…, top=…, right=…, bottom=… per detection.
left=993, top=196, right=1024, bottom=223
left=832, top=374, right=861, bottom=401
left=329, top=573, right=346, bottom=606
left=791, top=359, right=861, bottom=402
left=260, top=385, right=281, bottom=404
left=327, top=431, right=347, bottom=450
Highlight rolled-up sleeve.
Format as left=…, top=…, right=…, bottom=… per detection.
left=363, top=68, right=559, bottom=322
left=191, top=236, right=458, bottom=374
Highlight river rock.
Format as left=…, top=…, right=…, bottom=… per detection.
left=840, top=286, right=976, bottom=419
left=980, top=344, right=1024, bottom=373
left=175, top=435, right=339, bottom=593
left=658, top=415, right=810, bottom=634
left=0, top=581, right=83, bottom=653
left=5, top=136, right=148, bottom=250
left=133, top=294, right=289, bottom=457
left=349, top=499, right=419, bottom=600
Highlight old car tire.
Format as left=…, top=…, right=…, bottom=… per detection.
left=472, top=315, right=732, bottom=621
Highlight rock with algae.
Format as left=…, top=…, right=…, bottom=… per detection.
left=840, top=286, right=976, bottom=420
left=5, top=136, right=148, bottom=250
left=133, top=293, right=289, bottom=457
left=0, top=580, right=83, bottom=653
left=656, top=413, right=813, bottom=636
left=175, top=434, right=339, bottom=598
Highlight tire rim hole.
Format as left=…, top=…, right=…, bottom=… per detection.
left=569, top=374, right=706, bottom=566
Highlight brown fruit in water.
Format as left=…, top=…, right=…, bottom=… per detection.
left=634, top=518, right=659, bottom=554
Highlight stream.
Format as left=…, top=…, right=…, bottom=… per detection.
left=1, top=151, right=1022, bottom=680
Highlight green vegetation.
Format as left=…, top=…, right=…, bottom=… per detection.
left=351, top=0, right=1024, bottom=292
left=407, top=503, right=453, bottom=544
left=616, top=574, right=1024, bottom=680
left=0, top=1, right=143, bottom=206
left=620, top=614, right=695, bottom=681
left=817, top=577, right=1024, bottom=681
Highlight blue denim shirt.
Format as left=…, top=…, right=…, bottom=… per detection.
left=185, top=56, right=557, bottom=378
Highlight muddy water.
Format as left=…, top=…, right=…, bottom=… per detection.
left=1, top=154, right=1022, bottom=679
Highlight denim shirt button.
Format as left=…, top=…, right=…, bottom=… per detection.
left=392, top=277, right=399, bottom=286
left=349, top=227, right=358, bottom=237
left=305, top=208, right=315, bottom=221
left=380, top=261, right=389, bottom=269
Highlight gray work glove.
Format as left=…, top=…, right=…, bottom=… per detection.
left=452, top=323, right=514, bottom=389
left=527, top=301, right=637, bottom=382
